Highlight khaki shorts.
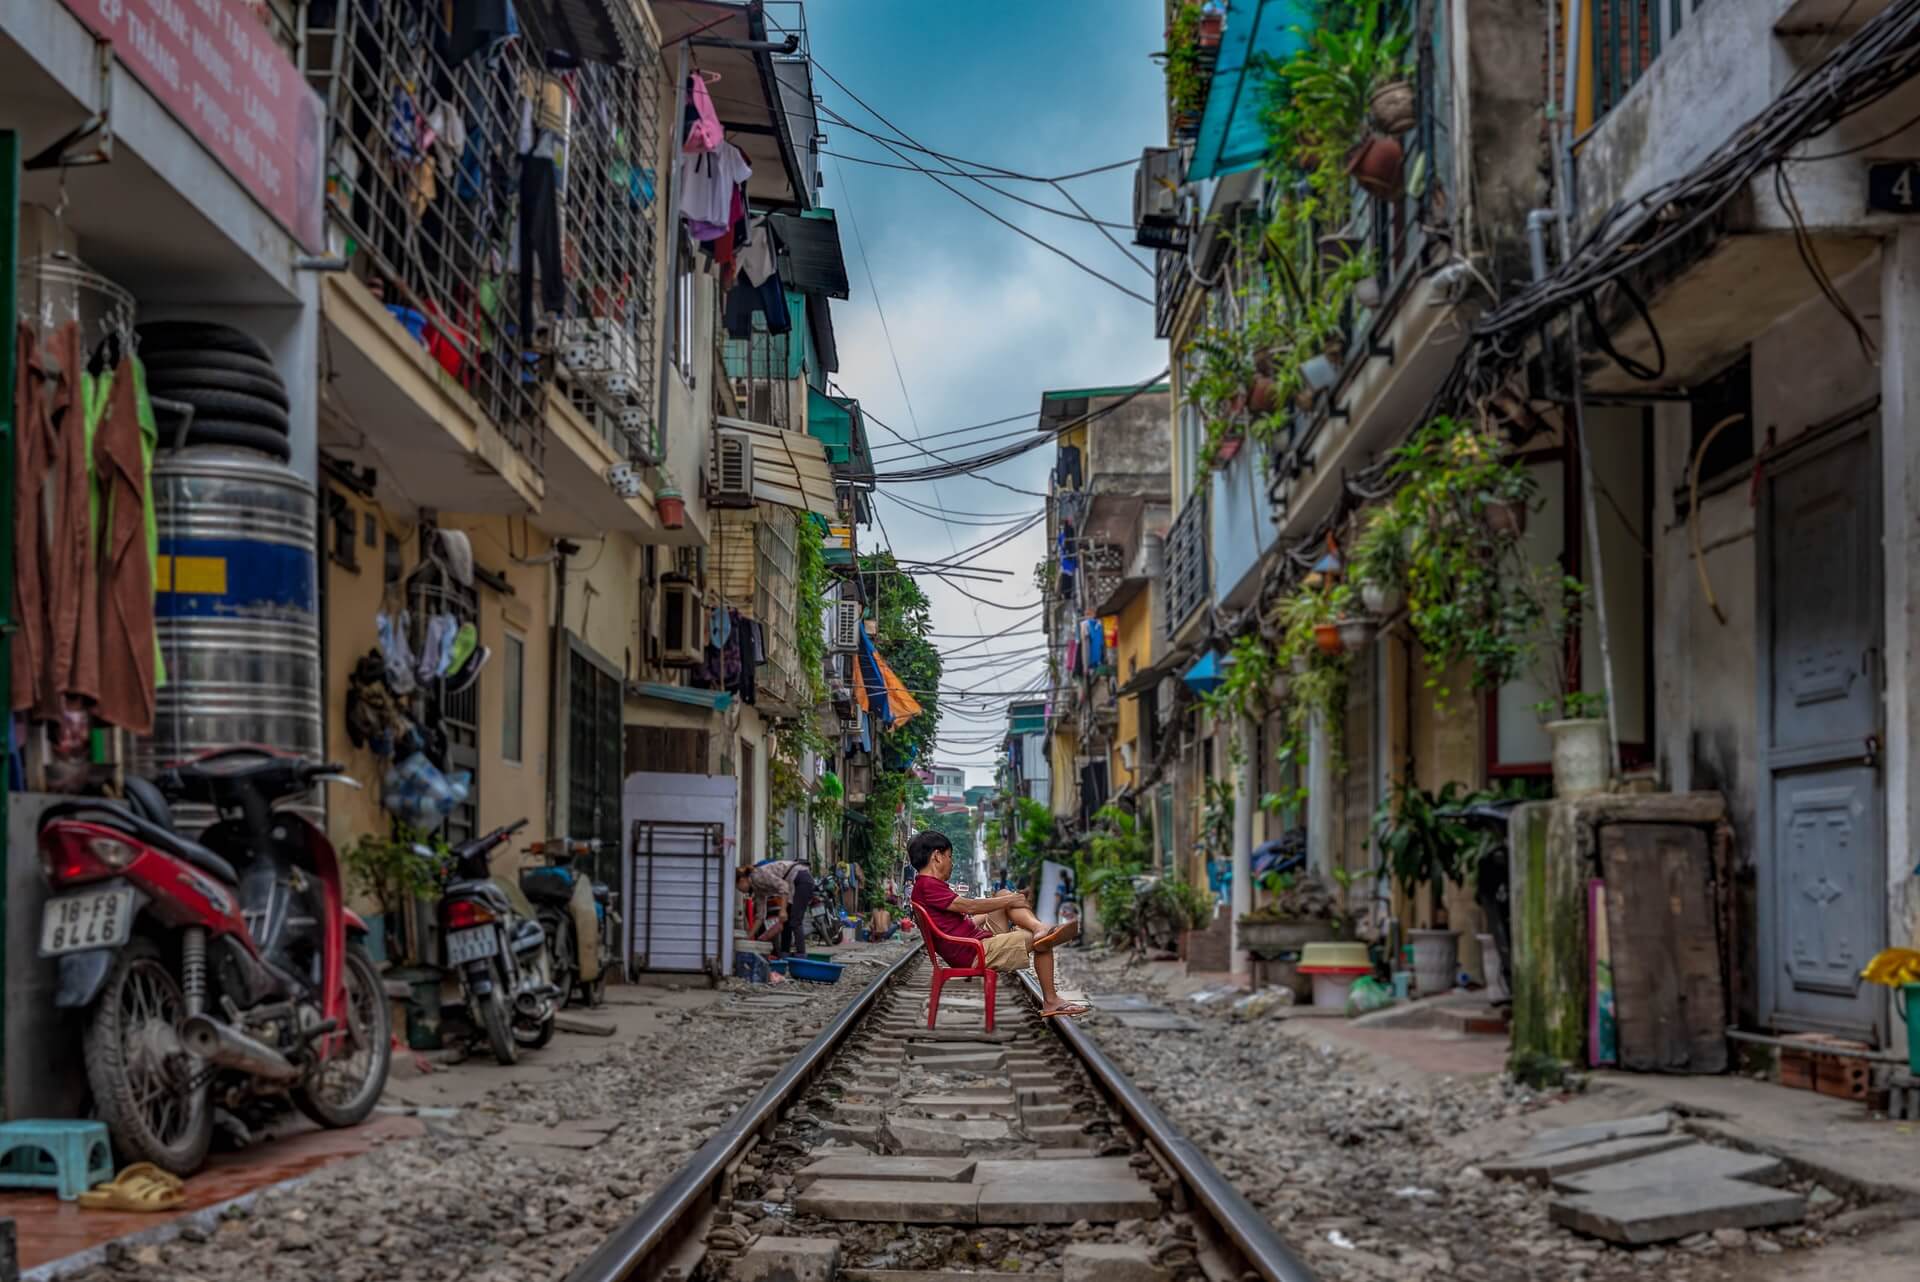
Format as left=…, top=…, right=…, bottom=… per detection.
left=980, top=927, right=1032, bottom=972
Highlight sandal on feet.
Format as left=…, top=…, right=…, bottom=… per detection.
left=78, top=1162, right=186, bottom=1212
left=1039, top=1003, right=1091, bottom=1020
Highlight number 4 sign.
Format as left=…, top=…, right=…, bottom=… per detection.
left=1868, top=162, right=1920, bottom=212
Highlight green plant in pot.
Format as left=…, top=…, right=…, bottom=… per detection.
left=1240, top=866, right=1339, bottom=961
left=1374, top=778, right=1477, bottom=998
left=1525, top=575, right=1610, bottom=796
left=342, top=825, right=442, bottom=963
left=1352, top=502, right=1412, bottom=616
left=1163, top=2, right=1210, bottom=125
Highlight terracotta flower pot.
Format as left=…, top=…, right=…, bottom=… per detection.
left=1198, top=10, right=1224, bottom=47
left=1214, top=434, right=1244, bottom=466
left=1314, top=623, right=1344, bottom=656
left=1370, top=80, right=1417, bottom=135
left=1248, top=375, right=1278, bottom=415
left=657, top=492, right=686, bottom=529
left=1346, top=134, right=1406, bottom=199
left=1294, top=386, right=1317, bottom=412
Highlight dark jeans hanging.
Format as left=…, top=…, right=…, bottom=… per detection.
left=519, top=157, right=565, bottom=343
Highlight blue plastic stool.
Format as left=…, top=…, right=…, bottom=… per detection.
left=0, top=1120, right=114, bottom=1201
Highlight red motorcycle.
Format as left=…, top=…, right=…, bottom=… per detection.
left=38, top=747, right=391, bottom=1175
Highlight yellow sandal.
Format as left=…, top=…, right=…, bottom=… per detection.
left=78, top=1162, right=186, bottom=1212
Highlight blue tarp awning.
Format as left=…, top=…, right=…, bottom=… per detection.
left=629, top=681, right=733, bottom=712
left=1188, top=0, right=1314, bottom=183
left=1182, top=651, right=1225, bottom=692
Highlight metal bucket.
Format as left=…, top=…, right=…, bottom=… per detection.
left=139, top=449, right=321, bottom=830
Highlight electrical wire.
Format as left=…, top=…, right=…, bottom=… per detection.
left=879, top=490, right=1044, bottom=526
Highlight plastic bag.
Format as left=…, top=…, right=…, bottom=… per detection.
left=1346, top=975, right=1396, bottom=1017
left=1232, top=987, right=1296, bottom=1021
left=382, top=752, right=473, bottom=830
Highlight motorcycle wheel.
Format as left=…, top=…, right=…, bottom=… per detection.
left=84, top=936, right=214, bottom=1176
left=294, top=943, right=394, bottom=1129
left=514, top=1010, right=557, bottom=1049
left=547, top=913, right=579, bottom=1010
left=480, top=973, right=519, bottom=1065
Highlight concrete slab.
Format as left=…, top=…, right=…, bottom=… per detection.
left=1550, top=1179, right=1807, bottom=1245
left=1109, top=1011, right=1201, bottom=1032
left=1514, top=1111, right=1674, bottom=1157
left=1552, top=1143, right=1787, bottom=1195
left=969, top=1158, right=1138, bottom=1183
left=1061, top=1243, right=1163, bottom=1282
left=793, top=1156, right=977, bottom=1191
left=885, top=1117, right=1014, bottom=1154
left=1020, top=1104, right=1072, bottom=1127
left=907, top=1041, right=1006, bottom=1059
left=974, top=1176, right=1161, bottom=1224
left=1087, top=993, right=1160, bottom=1011
left=737, top=1236, right=840, bottom=1282
left=843, top=1272, right=1049, bottom=1282
left=902, top=1094, right=1019, bottom=1119
left=910, top=1054, right=1007, bottom=1073
left=1024, top=1124, right=1096, bottom=1150
left=794, top=1178, right=982, bottom=1223
left=1484, top=1133, right=1693, bottom=1185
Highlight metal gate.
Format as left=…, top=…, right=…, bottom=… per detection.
left=628, top=819, right=726, bottom=980
left=567, top=636, right=623, bottom=886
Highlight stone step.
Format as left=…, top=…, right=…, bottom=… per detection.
left=797, top=1174, right=1160, bottom=1226
left=1551, top=1143, right=1787, bottom=1195
left=1511, top=1112, right=1674, bottom=1159
left=1549, top=1179, right=1807, bottom=1245
left=1484, top=1133, right=1693, bottom=1186
left=885, top=1117, right=1015, bottom=1154
left=910, top=1053, right=1007, bottom=1073
left=902, top=1093, right=1019, bottom=1119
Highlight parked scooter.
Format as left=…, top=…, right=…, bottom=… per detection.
left=37, top=747, right=392, bottom=1176
left=519, top=837, right=618, bottom=1009
left=431, top=819, right=559, bottom=1063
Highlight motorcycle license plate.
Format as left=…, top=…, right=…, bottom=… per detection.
left=446, top=926, right=498, bottom=965
left=40, top=887, right=135, bottom=956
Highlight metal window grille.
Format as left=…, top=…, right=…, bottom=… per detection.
left=1166, top=491, right=1209, bottom=631
left=305, top=2, right=664, bottom=470
left=724, top=301, right=799, bottom=429
left=1592, top=0, right=1706, bottom=119
left=755, top=506, right=803, bottom=705
left=407, top=553, right=479, bottom=847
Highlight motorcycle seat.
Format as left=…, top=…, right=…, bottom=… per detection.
left=40, top=796, right=239, bottom=885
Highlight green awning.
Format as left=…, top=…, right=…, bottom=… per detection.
left=1188, top=0, right=1314, bottom=182
left=808, top=386, right=857, bottom=464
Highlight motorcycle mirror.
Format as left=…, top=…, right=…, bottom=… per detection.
left=317, top=773, right=363, bottom=789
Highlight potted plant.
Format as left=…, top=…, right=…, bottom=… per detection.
left=1164, top=3, right=1210, bottom=125
left=1352, top=504, right=1410, bottom=616
left=1522, top=574, right=1608, bottom=796
left=1374, top=779, right=1477, bottom=998
left=1240, top=868, right=1338, bottom=961
left=656, top=485, right=686, bottom=529
left=1347, top=133, right=1406, bottom=198
left=342, top=826, right=442, bottom=965
left=1370, top=77, right=1417, bottom=135
left=1197, top=0, right=1226, bottom=48
left=1335, top=614, right=1377, bottom=651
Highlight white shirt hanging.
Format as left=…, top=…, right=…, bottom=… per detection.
left=678, top=141, right=750, bottom=227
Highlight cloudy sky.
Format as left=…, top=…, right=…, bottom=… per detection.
left=797, top=2, right=1169, bottom=785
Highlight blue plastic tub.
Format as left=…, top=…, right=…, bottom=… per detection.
left=786, top=957, right=844, bottom=984
left=767, top=958, right=789, bottom=974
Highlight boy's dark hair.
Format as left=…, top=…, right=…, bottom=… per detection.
left=907, top=830, right=953, bottom=871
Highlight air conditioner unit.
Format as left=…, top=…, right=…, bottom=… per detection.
left=1133, top=147, right=1187, bottom=250
left=711, top=429, right=754, bottom=507
left=660, top=578, right=703, bottom=666
left=1134, top=530, right=1167, bottom=580
left=830, top=600, right=861, bottom=652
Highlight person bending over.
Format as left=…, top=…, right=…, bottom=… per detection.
left=906, top=831, right=1087, bottom=1019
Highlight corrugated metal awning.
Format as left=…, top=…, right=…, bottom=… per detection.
left=716, top=415, right=839, bottom=518
left=1188, top=0, right=1314, bottom=182
left=515, top=0, right=628, bottom=65
left=771, top=210, right=849, bottom=299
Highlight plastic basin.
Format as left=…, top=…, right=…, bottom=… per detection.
left=767, top=958, right=789, bottom=973
left=787, top=957, right=844, bottom=984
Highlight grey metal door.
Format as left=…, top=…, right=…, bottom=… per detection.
left=1759, top=423, right=1884, bottom=1041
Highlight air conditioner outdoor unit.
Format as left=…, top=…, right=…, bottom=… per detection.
left=660, top=578, right=703, bottom=666
left=1133, top=147, right=1186, bottom=250
left=711, top=429, right=754, bottom=507
left=1134, top=530, right=1167, bottom=580
left=830, top=600, right=861, bottom=652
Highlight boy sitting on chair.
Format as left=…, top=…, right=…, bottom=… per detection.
left=906, top=831, right=1087, bottom=1019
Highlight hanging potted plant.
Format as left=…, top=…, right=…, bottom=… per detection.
left=1481, top=491, right=1529, bottom=536
left=1352, top=504, right=1409, bottom=617
left=1369, top=77, right=1417, bottom=136
left=1347, top=132, right=1406, bottom=199
left=1197, top=0, right=1226, bottom=48
left=656, top=485, right=686, bottom=529
left=1164, top=3, right=1210, bottom=127
left=1374, top=779, right=1476, bottom=998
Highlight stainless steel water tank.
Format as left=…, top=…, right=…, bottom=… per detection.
left=140, top=449, right=321, bottom=828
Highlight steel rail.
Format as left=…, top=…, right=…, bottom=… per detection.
left=1017, top=972, right=1320, bottom=1282
left=564, top=941, right=925, bottom=1282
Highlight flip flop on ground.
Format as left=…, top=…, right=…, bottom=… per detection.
left=77, top=1162, right=186, bottom=1212
left=1039, top=1003, right=1092, bottom=1019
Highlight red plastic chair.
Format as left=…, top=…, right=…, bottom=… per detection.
left=911, top=902, right=996, bottom=1033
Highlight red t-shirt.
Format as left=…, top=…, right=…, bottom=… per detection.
left=911, top=875, right=988, bottom=967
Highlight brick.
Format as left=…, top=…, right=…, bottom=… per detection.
left=1061, top=1243, right=1165, bottom=1282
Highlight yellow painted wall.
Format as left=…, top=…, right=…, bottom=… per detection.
left=1049, top=726, right=1079, bottom=823
left=1110, top=592, right=1153, bottom=790
left=321, top=499, right=556, bottom=895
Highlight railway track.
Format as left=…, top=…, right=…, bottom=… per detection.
left=565, top=943, right=1317, bottom=1282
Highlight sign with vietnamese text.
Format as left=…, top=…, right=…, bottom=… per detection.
left=61, top=0, right=325, bottom=253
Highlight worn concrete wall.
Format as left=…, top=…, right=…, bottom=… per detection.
left=1086, top=391, right=1172, bottom=496
left=1460, top=0, right=1551, bottom=280
left=1508, top=800, right=1588, bottom=1078
left=1209, top=438, right=1282, bottom=609
left=1576, top=0, right=1802, bottom=227
left=1881, top=230, right=1920, bottom=967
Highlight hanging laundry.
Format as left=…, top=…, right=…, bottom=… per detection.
left=678, top=142, right=750, bottom=228
left=1103, top=616, right=1119, bottom=653
left=1084, top=618, right=1105, bottom=669
left=737, top=214, right=780, bottom=287
left=684, top=72, right=723, bottom=152
left=710, top=603, right=732, bottom=649
left=377, top=610, right=418, bottom=695
left=723, top=271, right=790, bottom=339
left=45, top=321, right=101, bottom=720
left=1055, top=443, right=1083, bottom=490
left=450, top=0, right=516, bottom=65
left=12, top=324, right=54, bottom=714
left=91, top=356, right=157, bottom=734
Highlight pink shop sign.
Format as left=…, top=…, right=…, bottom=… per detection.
left=61, top=0, right=326, bottom=253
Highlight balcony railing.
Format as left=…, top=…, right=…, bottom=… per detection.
left=1166, top=491, right=1209, bottom=632
left=1591, top=0, right=1706, bottom=120
left=1156, top=247, right=1192, bottom=340
left=306, top=4, right=665, bottom=471
left=755, top=507, right=805, bottom=710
